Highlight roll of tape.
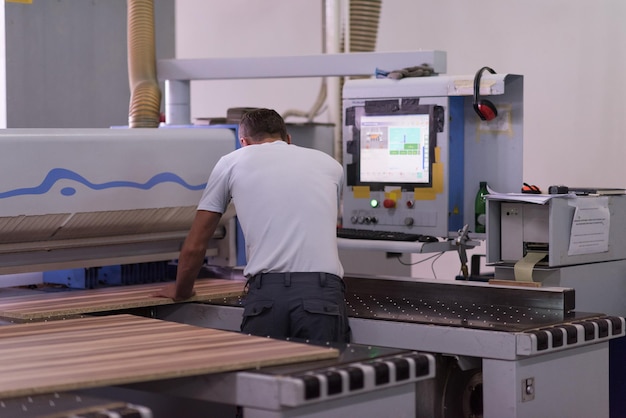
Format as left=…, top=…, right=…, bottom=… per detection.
left=513, top=252, right=546, bottom=282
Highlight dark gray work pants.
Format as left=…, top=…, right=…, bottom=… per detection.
left=241, top=272, right=351, bottom=343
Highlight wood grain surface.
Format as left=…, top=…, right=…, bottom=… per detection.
left=0, top=314, right=339, bottom=399
left=0, top=279, right=245, bottom=321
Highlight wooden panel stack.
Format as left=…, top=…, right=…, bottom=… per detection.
left=0, top=314, right=339, bottom=399
left=0, top=278, right=245, bottom=321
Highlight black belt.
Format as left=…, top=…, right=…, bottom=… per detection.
left=248, top=272, right=342, bottom=289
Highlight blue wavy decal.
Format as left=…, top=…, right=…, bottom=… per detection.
left=0, top=168, right=206, bottom=199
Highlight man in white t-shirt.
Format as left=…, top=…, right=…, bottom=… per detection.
left=156, top=108, right=350, bottom=343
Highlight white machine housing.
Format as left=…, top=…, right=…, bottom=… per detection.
left=486, top=194, right=626, bottom=316
left=487, top=195, right=626, bottom=267
left=341, top=73, right=524, bottom=239
left=0, top=128, right=237, bottom=275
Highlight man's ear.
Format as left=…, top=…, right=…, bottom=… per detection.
left=240, top=137, right=249, bottom=147
left=286, top=134, right=292, bottom=144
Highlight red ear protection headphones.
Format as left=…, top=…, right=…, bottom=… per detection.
left=473, top=66, right=498, bottom=121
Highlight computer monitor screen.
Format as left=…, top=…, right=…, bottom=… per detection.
left=358, top=112, right=432, bottom=188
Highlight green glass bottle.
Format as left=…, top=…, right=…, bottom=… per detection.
left=474, top=181, right=489, bottom=233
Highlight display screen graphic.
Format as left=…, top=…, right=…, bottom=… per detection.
left=359, top=113, right=430, bottom=185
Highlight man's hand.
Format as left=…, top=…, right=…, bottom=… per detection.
left=152, top=211, right=220, bottom=303
left=153, top=283, right=195, bottom=302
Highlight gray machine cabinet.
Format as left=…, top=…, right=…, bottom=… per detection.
left=487, top=195, right=626, bottom=267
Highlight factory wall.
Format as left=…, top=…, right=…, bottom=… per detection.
left=2, top=1, right=623, bottom=280
left=177, top=0, right=626, bottom=194
left=3, top=0, right=175, bottom=129
left=2, top=1, right=623, bottom=193
left=5, top=0, right=620, bottom=192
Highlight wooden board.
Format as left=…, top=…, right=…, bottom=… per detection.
left=0, top=278, right=246, bottom=321
left=488, top=279, right=542, bottom=288
left=0, top=314, right=339, bottom=399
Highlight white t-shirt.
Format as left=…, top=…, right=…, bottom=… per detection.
left=197, top=141, right=344, bottom=278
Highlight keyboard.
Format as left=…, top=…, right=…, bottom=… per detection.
left=337, top=227, right=424, bottom=242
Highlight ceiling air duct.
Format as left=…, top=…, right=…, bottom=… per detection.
left=127, top=0, right=161, bottom=128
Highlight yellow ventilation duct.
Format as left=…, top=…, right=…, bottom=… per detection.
left=348, top=0, right=382, bottom=53
left=127, top=0, right=161, bottom=128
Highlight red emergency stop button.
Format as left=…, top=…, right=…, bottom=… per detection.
left=383, top=198, right=396, bottom=209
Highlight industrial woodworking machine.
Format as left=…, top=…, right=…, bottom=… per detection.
left=0, top=127, right=239, bottom=280
left=1, top=72, right=625, bottom=418
left=0, top=126, right=437, bottom=418
left=152, top=274, right=624, bottom=418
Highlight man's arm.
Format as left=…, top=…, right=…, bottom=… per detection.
left=155, top=210, right=222, bottom=301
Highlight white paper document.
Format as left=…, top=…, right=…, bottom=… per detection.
left=485, top=192, right=554, bottom=205
left=568, top=197, right=610, bottom=255
left=484, top=186, right=576, bottom=205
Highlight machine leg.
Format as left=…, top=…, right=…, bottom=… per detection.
left=482, top=343, right=610, bottom=418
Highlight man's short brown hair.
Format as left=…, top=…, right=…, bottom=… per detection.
left=239, top=108, right=288, bottom=143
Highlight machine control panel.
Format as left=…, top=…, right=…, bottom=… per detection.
left=341, top=93, right=449, bottom=237
left=344, top=190, right=439, bottom=234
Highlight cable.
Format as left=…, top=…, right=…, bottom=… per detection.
left=394, top=251, right=446, bottom=279
left=282, top=78, right=328, bottom=122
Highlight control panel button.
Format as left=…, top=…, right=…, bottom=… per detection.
left=383, top=199, right=396, bottom=209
